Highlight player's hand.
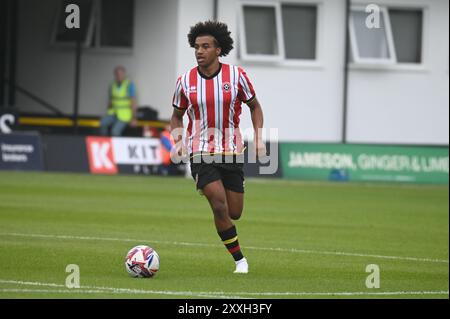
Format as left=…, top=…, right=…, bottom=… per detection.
left=173, top=141, right=188, bottom=158
left=255, top=139, right=267, bottom=158
left=130, top=119, right=138, bottom=127
left=170, top=142, right=188, bottom=164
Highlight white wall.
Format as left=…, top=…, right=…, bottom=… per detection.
left=16, top=0, right=179, bottom=119
left=346, top=0, right=449, bottom=145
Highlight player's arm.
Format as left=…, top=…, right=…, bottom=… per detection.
left=170, top=107, right=186, bottom=156
left=247, top=97, right=266, bottom=157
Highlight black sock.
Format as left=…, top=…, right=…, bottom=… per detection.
left=218, top=225, right=244, bottom=261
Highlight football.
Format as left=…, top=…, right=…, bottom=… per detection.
left=125, top=245, right=160, bottom=278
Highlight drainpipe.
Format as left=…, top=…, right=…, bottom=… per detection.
left=341, top=0, right=350, bottom=144
left=213, top=0, right=218, bottom=20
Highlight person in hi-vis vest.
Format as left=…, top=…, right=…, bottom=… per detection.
left=100, top=66, right=137, bottom=136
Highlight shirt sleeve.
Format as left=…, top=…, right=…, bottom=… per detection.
left=172, top=76, right=189, bottom=110
left=237, top=68, right=256, bottom=104
left=128, top=82, right=136, bottom=98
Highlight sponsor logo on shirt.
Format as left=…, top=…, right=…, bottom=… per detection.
left=187, top=86, right=197, bottom=94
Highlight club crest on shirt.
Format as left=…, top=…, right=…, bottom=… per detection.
left=222, top=82, right=231, bottom=92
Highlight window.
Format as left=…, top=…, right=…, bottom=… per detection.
left=349, top=6, right=424, bottom=65
left=239, top=3, right=319, bottom=62
left=52, top=0, right=134, bottom=49
left=350, top=8, right=394, bottom=62
left=99, top=0, right=134, bottom=48
left=389, top=9, right=423, bottom=63
left=240, top=4, right=284, bottom=61
left=282, top=4, right=317, bottom=60
left=243, top=6, right=279, bottom=56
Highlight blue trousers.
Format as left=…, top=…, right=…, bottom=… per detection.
left=100, top=115, right=128, bottom=136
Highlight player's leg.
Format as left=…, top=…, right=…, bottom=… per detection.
left=197, top=168, right=248, bottom=273
left=225, top=190, right=244, bottom=220
left=202, top=180, right=233, bottom=232
left=219, top=162, right=245, bottom=220
left=213, top=162, right=248, bottom=273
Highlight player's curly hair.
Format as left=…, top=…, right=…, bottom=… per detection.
left=187, top=20, right=234, bottom=57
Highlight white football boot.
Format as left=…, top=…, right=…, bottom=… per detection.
left=234, top=257, right=248, bottom=274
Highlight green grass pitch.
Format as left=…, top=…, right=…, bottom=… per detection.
left=0, top=171, right=448, bottom=299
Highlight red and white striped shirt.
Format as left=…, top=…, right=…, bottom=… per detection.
left=172, top=63, right=256, bottom=155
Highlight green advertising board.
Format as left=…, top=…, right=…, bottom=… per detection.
left=280, top=143, right=449, bottom=184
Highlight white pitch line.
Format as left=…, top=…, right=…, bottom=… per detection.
left=202, top=290, right=449, bottom=297
left=0, top=289, right=448, bottom=297
left=1, top=232, right=448, bottom=264
left=0, top=280, right=447, bottom=298
left=244, top=245, right=449, bottom=264
left=0, top=288, right=241, bottom=298
left=0, top=280, right=243, bottom=299
left=0, top=289, right=123, bottom=295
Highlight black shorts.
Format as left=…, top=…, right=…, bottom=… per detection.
left=190, top=156, right=245, bottom=194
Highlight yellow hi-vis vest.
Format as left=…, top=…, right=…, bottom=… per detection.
left=109, top=79, right=133, bottom=122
